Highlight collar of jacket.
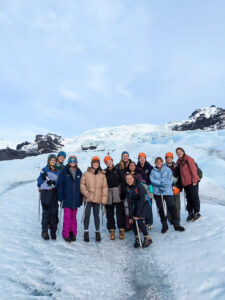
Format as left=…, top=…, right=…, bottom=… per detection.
left=87, top=167, right=103, bottom=174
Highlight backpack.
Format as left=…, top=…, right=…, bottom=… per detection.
left=185, top=160, right=203, bottom=179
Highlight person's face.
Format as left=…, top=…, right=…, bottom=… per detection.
left=129, top=163, right=136, bottom=172
left=166, top=157, right=173, bottom=164
left=69, top=162, right=76, bottom=168
left=139, top=157, right=146, bottom=165
left=126, top=175, right=134, bottom=186
left=156, top=159, right=163, bottom=169
left=49, top=158, right=56, bottom=167
left=176, top=150, right=184, bottom=159
left=58, top=156, right=65, bottom=163
left=106, top=160, right=113, bottom=168
left=92, top=162, right=100, bottom=169
left=122, top=154, right=129, bottom=162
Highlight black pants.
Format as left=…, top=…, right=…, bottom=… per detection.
left=84, top=202, right=100, bottom=231
left=184, top=183, right=200, bottom=213
left=41, top=189, right=58, bottom=233
left=154, top=195, right=180, bottom=227
left=106, top=202, right=125, bottom=230
left=133, top=219, right=148, bottom=237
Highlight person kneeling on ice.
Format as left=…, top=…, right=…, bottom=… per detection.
left=80, top=157, right=108, bottom=242
left=126, top=173, right=152, bottom=248
left=37, top=154, right=60, bottom=240
left=104, top=156, right=126, bottom=240
left=56, top=151, right=66, bottom=171
left=57, top=155, right=82, bottom=242
left=150, top=157, right=185, bottom=234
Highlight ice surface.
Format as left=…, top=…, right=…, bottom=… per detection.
left=0, top=124, right=225, bottom=299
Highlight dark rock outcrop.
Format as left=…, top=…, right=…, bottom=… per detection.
left=0, top=133, right=64, bottom=161
left=173, top=105, right=225, bottom=131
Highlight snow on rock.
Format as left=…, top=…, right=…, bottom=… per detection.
left=173, top=105, right=225, bottom=131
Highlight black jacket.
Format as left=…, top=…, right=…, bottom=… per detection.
left=136, top=161, right=153, bottom=185
left=126, top=181, right=147, bottom=218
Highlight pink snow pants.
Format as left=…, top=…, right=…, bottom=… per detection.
left=62, top=208, right=78, bottom=238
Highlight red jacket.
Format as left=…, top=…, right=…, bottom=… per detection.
left=177, top=155, right=200, bottom=187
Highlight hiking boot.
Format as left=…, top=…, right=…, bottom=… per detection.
left=142, top=236, right=152, bottom=248
left=41, top=232, right=50, bottom=240
left=96, top=232, right=101, bottom=242
left=161, top=224, right=168, bottom=234
left=134, top=237, right=141, bottom=248
left=70, top=232, right=76, bottom=242
left=109, top=229, right=115, bottom=240
left=192, top=213, right=201, bottom=222
left=64, top=237, right=71, bottom=242
left=50, top=231, right=57, bottom=240
left=186, top=212, right=194, bottom=222
left=119, top=229, right=125, bottom=240
left=174, top=225, right=185, bottom=232
left=84, top=231, right=89, bottom=242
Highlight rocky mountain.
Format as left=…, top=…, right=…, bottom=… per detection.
left=173, top=105, right=225, bottom=131
left=0, top=134, right=64, bottom=161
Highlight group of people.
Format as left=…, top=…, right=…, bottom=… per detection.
left=37, top=147, right=201, bottom=248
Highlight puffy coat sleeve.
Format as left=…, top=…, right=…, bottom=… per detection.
left=150, top=170, right=161, bottom=187
left=80, top=173, right=89, bottom=199
left=187, top=156, right=199, bottom=184
left=101, top=175, right=108, bottom=204
left=57, top=171, right=65, bottom=202
left=37, top=168, right=45, bottom=187
left=161, top=167, right=173, bottom=187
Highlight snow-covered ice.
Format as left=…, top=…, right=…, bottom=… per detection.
left=0, top=124, right=225, bottom=299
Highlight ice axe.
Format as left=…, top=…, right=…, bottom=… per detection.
left=135, top=219, right=142, bottom=248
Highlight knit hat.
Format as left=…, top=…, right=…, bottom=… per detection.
left=68, top=155, right=77, bottom=164
left=121, top=151, right=129, bottom=158
left=57, top=151, right=66, bottom=158
left=47, top=154, right=57, bottom=165
left=104, top=156, right=113, bottom=164
left=91, top=156, right=100, bottom=165
left=138, top=152, right=146, bottom=159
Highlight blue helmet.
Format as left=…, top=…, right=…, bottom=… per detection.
left=57, top=151, right=66, bottom=158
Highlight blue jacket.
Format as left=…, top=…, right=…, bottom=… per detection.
left=37, top=165, right=60, bottom=190
left=150, top=164, right=173, bottom=196
left=57, top=166, right=82, bottom=209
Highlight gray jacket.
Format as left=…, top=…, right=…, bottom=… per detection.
left=107, top=186, right=121, bottom=205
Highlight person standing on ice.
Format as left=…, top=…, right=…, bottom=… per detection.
left=150, top=157, right=185, bottom=233
left=56, top=151, right=66, bottom=171
left=104, top=155, right=126, bottom=240
left=126, top=173, right=152, bottom=248
left=57, top=156, right=82, bottom=242
left=115, top=151, right=132, bottom=231
left=176, top=147, right=201, bottom=222
left=37, top=154, right=60, bottom=240
left=165, top=152, right=182, bottom=223
left=136, top=153, right=154, bottom=229
left=80, top=157, right=108, bottom=242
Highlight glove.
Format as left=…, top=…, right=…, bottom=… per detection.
left=47, top=180, right=56, bottom=186
left=160, top=183, right=166, bottom=189
left=42, top=172, right=48, bottom=180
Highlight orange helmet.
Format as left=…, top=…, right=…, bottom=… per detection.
left=173, top=187, right=180, bottom=195
left=91, top=156, right=100, bottom=162
left=165, top=152, right=174, bottom=159
left=138, top=152, right=147, bottom=159
left=104, top=155, right=113, bottom=164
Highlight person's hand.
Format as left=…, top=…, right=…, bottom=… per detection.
left=47, top=180, right=56, bottom=186
left=129, top=219, right=133, bottom=224
left=38, top=187, right=41, bottom=192
left=193, top=183, right=197, bottom=186
left=133, top=217, right=140, bottom=220
left=41, top=172, right=48, bottom=180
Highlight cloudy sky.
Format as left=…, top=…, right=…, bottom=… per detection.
left=0, top=0, right=225, bottom=141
